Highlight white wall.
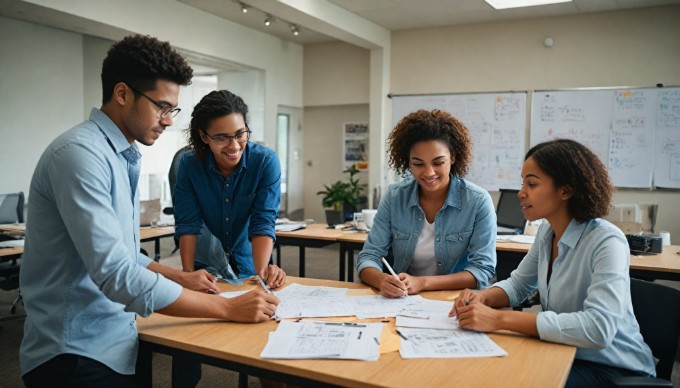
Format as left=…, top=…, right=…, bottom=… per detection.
left=301, top=6, right=680, bottom=239
left=0, top=16, right=84, bottom=197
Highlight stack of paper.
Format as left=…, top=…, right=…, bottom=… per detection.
left=398, top=327, right=507, bottom=359
left=395, top=299, right=459, bottom=330
left=260, top=321, right=383, bottom=360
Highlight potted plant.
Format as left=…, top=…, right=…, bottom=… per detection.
left=317, top=165, right=364, bottom=226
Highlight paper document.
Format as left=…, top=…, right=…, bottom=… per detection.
left=398, top=327, right=507, bottom=359
left=275, top=224, right=306, bottom=232
left=496, top=234, right=535, bottom=244
left=274, top=284, right=355, bottom=318
left=260, top=320, right=383, bottom=360
left=396, top=299, right=459, bottom=330
left=0, top=223, right=26, bottom=231
left=0, top=239, right=24, bottom=248
left=350, top=294, right=425, bottom=318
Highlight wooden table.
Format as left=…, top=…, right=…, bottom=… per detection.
left=275, top=224, right=345, bottom=278
left=137, top=277, right=576, bottom=387
left=140, top=226, right=176, bottom=261
left=496, top=242, right=680, bottom=282
left=0, top=246, right=23, bottom=263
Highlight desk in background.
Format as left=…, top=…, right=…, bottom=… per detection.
left=140, top=226, right=175, bottom=261
left=137, top=276, right=576, bottom=387
left=0, top=225, right=176, bottom=262
left=274, top=224, right=345, bottom=278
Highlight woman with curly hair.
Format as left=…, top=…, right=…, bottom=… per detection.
left=356, top=109, right=497, bottom=297
left=452, top=139, right=655, bottom=386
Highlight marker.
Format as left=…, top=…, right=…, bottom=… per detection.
left=381, top=257, right=410, bottom=299
left=256, top=276, right=278, bottom=320
left=396, top=330, right=409, bottom=341
left=320, top=322, right=367, bottom=327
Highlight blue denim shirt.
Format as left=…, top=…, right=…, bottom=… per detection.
left=356, top=175, right=497, bottom=289
left=494, top=218, right=656, bottom=376
left=174, top=143, right=280, bottom=277
left=20, top=108, right=183, bottom=376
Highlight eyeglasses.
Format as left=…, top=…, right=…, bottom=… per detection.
left=202, top=128, right=252, bottom=145
left=127, top=84, right=181, bottom=119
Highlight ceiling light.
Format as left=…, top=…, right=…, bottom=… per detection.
left=289, top=24, right=299, bottom=36
left=240, top=2, right=248, bottom=13
left=264, top=15, right=274, bottom=26
left=484, top=0, right=572, bottom=9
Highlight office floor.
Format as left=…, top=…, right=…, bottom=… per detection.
left=1, top=239, right=679, bottom=387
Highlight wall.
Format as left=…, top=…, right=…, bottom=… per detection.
left=389, top=5, right=680, bottom=240
left=0, top=17, right=84, bottom=197
left=304, top=105, right=370, bottom=223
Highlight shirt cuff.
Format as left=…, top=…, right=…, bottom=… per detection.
left=356, top=256, right=382, bottom=274
left=493, top=280, right=521, bottom=306
left=463, top=265, right=489, bottom=289
left=536, top=311, right=562, bottom=343
left=126, top=273, right=183, bottom=317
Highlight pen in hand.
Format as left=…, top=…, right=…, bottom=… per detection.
left=256, top=275, right=279, bottom=320
left=381, top=257, right=410, bottom=299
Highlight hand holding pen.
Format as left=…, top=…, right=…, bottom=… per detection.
left=380, top=257, right=410, bottom=299
left=256, top=275, right=280, bottom=320
left=449, top=289, right=480, bottom=318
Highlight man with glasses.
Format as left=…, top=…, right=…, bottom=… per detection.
left=20, top=35, right=279, bottom=387
left=173, top=89, right=286, bottom=386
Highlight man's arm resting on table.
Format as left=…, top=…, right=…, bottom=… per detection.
left=147, top=260, right=218, bottom=294
left=156, top=287, right=279, bottom=323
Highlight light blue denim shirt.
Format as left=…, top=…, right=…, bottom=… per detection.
left=494, top=218, right=656, bottom=376
left=174, top=143, right=280, bottom=278
left=356, top=175, right=497, bottom=289
left=20, top=108, right=183, bottom=376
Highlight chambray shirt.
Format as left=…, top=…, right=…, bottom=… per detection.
left=174, top=143, right=280, bottom=277
left=356, top=175, right=497, bottom=289
left=20, top=108, right=182, bottom=376
left=494, top=218, right=656, bottom=376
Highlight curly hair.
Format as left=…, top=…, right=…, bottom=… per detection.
left=387, top=109, right=472, bottom=177
left=525, top=139, right=613, bottom=222
left=187, top=90, right=249, bottom=159
left=101, top=34, right=193, bottom=103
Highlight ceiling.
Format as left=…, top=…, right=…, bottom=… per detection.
left=180, top=0, right=680, bottom=45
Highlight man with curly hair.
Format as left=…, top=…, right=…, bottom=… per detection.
left=356, top=109, right=497, bottom=297
left=20, top=35, right=279, bottom=387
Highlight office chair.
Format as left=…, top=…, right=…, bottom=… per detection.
left=610, top=278, right=680, bottom=387
left=0, top=192, right=25, bottom=326
left=0, top=192, right=25, bottom=224
left=164, top=146, right=190, bottom=253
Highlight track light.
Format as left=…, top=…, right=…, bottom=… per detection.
left=289, top=24, right=299, bottom=36
left=240, top=2, right=248, bottom=13
left=264, top=15, right=274, bottom=26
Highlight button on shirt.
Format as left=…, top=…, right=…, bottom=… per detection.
left=19, top=108, right=182, bottom=376
left=174, top=143, right=280, bottom=277
left=493, top=218, right=656, bottom=376
left=356, top=175, right=497, bottom=289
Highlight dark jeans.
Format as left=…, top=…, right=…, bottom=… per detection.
left=566, top=359, right=649, bottom=388
left=23, top=353, right=148, bottom=388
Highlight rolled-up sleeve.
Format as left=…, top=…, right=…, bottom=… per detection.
left=356, top=188, right=394, bottom=274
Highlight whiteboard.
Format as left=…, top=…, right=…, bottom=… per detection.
left=530, top=87, right=680, bottom=189
left=392, top=92, right=527, bottom=191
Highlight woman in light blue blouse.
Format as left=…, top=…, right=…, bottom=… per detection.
left=452, top=139, right=655, bottom=386
left=356, top=109, right=497, bottom=297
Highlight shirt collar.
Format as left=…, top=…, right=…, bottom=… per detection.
left=538, top=217, right=589, bottom=250
left=89, top=108, right=140, bottom=163
left=407, top=174, right=462, bottom=209
left=207, top=142, right=250, bottom=175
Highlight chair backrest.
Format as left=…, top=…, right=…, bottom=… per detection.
left=0, top=192, right=24, bottom=224
left=168, top=146, right=191, bottom=207
left=496, top=189, right=526, bottom=233
left=630, top=278, right=680, bottom=379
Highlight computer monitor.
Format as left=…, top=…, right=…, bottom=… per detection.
left=496, top=189, right=526, bottom=234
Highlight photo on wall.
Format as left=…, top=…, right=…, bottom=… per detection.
left=343, top=122, right=369, bottom=170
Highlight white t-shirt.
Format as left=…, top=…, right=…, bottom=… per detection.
left=408, top=219, right=437, bottom=276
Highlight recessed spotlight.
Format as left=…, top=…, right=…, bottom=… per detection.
left=264, top=15, right=274, bottom=26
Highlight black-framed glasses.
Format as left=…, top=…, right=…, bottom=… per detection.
left=202, top=128, right=252, bottom=145
left=127, top=84, right=181, bottom=119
